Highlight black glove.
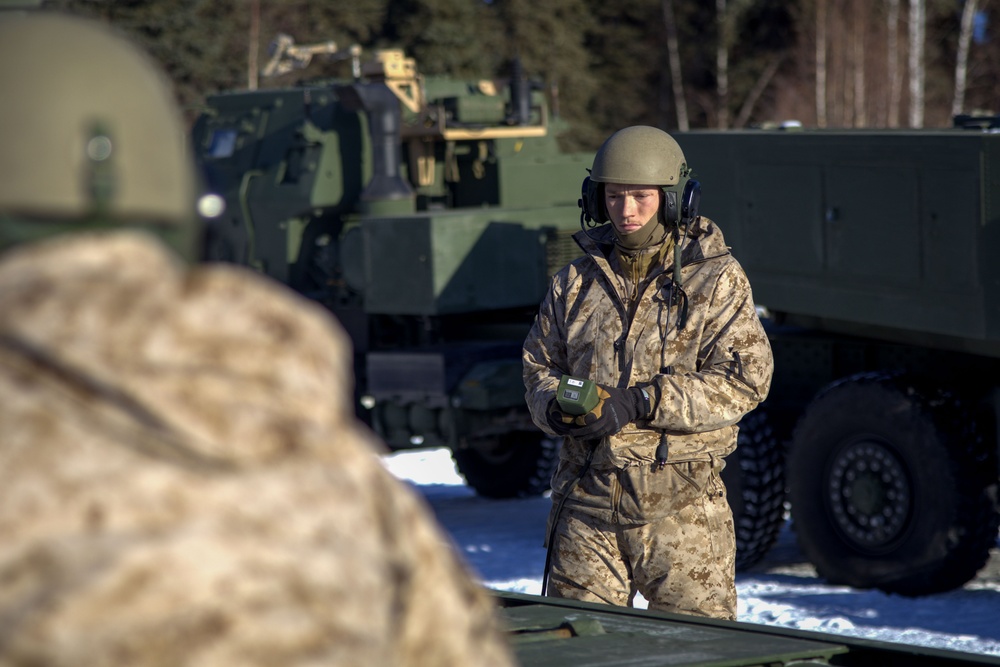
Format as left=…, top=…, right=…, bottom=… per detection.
left=546, top=399, right=578, bottom=436
left=546, top=384, right=651, bottom=440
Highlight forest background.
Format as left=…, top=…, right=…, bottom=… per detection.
left=47, top=0, right=1000, bottom=151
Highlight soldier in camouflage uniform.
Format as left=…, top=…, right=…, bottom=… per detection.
left=523, top=126, right=773, bottom=620
left=0, top=13, right=515, bottom=667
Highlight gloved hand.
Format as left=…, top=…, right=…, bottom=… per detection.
left=546, top=384, right=651, bottom=440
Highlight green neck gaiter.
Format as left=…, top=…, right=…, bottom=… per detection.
left=614, top=212, right=667, bottom=252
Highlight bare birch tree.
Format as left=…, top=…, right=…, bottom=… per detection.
left=908, top=0, right=925, bottom=127
left=887, top=0, right=901, bottom=127
left=852, top=0, right=866, bottom=126
left=734, top=53, right=785, bottom=127
left=952, top=0, right=979, bottom=118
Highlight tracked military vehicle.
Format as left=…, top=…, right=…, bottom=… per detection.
left=674, top=120, right=1000, bottom=596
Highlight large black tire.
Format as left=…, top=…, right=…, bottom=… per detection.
left=452, top=431, right=560, bottom=499
left=723, top=408, right=788, bottom=571
left=788, top=373, right=1000, bottom=596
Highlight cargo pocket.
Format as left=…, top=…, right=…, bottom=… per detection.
left=670, top=460, right=714, bottom=511
left=616, top=459, right=713, bottom=521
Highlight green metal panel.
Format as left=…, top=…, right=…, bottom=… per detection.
left=823, top=162, right=919, bottom=283
left=361, top=205, right=581, bottom=315
left=443, top=138, right=589, bottom=211
left=497, top=592, right=1000, bottom=667
left=741, top=161, right=823, bottom=277
left=498, top=144, right=592, bottom=210
left=501, top=595, right=849, bottom=667
left=675, top=130, right=999, bottom=355
left=445, top=94, right=506, bottom=124
left=982, top=137, right=1000, bottom=342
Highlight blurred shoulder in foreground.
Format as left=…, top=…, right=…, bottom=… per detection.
left=0, top=12, right=515, bottom=667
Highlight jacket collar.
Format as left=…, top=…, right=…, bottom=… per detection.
left=573, top=216, right=731, bottom=269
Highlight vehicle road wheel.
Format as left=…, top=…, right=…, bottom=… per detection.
left=788, top=373, right=1000, bottom=595
left=723, top=408, right=788, bottom=571
left=452, top=431, right=559, bottom=499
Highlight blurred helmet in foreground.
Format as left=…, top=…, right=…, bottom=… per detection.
left=0, top=12, right=199, bottom=258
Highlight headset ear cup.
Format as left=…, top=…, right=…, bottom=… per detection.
left=579, top=176, right=592, bottom=222
left=681, top=179, right=701, bottom=223
left=579, top=177, right=608, bottom=224
left=592, top=181, right=608, bottom=224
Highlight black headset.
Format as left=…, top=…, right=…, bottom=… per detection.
left=578, top=175, right=701, bottom=228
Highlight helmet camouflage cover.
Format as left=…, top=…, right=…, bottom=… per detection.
left=0, top=12, right=198, bottom=258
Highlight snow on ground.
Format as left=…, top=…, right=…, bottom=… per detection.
left=383, top=446, right=1000, bottom=657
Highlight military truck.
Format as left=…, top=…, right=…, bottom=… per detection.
left=674, top=122, right=1000, bottom=596
left=193, top=36, right=1000, bottom=596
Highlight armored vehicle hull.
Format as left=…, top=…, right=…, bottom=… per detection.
left=675, top=127, right=1000, bottom=596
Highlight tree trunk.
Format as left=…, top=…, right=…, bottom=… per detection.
left=952, top=0, right=978, bottom=118
left=852, top=0, right=866, bottom=126
left=662, top=0, right=690, bottom=130
left=816, top=0, right=828, bottom=127
left=887, top=0, right=900, bottom=127
left=734, top=53, right=785, bottom=128
left=247, top=0, right=260, bottom=91
left=908, top=0, right=925, bottom=128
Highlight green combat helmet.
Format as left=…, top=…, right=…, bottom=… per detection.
left=0, top=12, right=200, bottom=259
left=590, top=125, right=688, bottom=187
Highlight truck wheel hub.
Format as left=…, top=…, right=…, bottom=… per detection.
left=827, top=438, right=911, bottom=552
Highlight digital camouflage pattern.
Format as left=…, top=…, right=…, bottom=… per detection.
left=545, top=459, right=737, bottom=618
left=523, top=216, right=773, bottom=619
left=0, top=232, right=516, bottom=667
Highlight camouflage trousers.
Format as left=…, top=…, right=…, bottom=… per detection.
left=545, top=461, right=737, bottom=620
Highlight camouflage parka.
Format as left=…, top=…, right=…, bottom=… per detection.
left=523, top=216, right=773, bottom=504
left=0, top=232, right=517, bottom=667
